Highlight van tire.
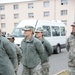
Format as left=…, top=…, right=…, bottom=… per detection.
left=55, top=46, right=61, bottom=54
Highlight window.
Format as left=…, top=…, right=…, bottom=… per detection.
left=13, top=4, right=19, bottom=9
left=0, top=14, right=5, bottom=19
left=0, top=5, right=5, bottom=10
left=43, top=26, right=51, bottom=37
left=44, top=11, right=50, bottom=17
left=52, top=26, right=60, bottom=36
left=61, top=0, right=68, bottom=5
left=61, top=20, right=67, bottom=25
left=1, top=23, right=6, bottom=28
left=60, top=27, right=66, bottom=36
left=14, top=23, right=18, bottom=27
left=14, top=14, right=19, bottom=19
left=28, top=3, right=34, bottom=8
left=12, top=28, right=24, bottom=37
left=28, top=13, right=34, bottom=18
left=43, top=1, right=49, bottom=7
left=61, top=10, right=67, bottom=15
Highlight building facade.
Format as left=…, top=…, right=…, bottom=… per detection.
left=0, top=0, right=75, bottom=37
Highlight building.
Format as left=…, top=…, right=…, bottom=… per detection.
left=0, top=0, right=75, bottom=37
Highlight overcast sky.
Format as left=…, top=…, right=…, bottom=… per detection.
left=0, top=0, right=33, bottom=3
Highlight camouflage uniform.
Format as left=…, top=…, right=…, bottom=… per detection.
left=0, top=35, right=16, bottom=75
left=15, top=44, right=22, bottom=65
left=21, top=26, right=47, bottom=75
left=41, top=37, right=53, bottom=75
left=7, top=35, right=22, bottom=75
left=35, top=27, right=53, bottom=75
left=66, top=34, right=75, bottom=75
left=10, top=43, right=18, bottom=75
left=22, top=63, right=42, bottom=75
left=12, top=43, right=22, bottom=75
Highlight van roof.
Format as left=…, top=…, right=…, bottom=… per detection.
left=16, top=19, right=65, bottom=28
left=16, top=19, right=38, bottom=28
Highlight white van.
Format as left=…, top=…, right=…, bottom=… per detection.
left=11, top=20, right=66, bottom=54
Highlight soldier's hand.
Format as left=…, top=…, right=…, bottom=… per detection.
left=42, top=62, right=50, bottom=73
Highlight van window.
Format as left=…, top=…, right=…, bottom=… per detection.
left=60, top=27, right=66, bottom=36
left=52, top=26, right=60, bottom=36
left=43, top=26, right=51, bottom=37
left=12, top=28, right=24, bottom=37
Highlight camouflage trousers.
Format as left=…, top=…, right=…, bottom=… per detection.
left=68, top=66, right=75, bottom=75
left=22, top=63, right=42, bottom=75
left=42, top=62, right=50, bottom=75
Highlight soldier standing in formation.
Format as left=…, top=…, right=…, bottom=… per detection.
left=66, top=22, right=75, bottom=75
left=35, top=27, right=53, bottom=75
left=0, top=29, right=16, bottom=75
left=21, top=26, right=47, bottom=75
left=7, top=35, right=22, bottom=75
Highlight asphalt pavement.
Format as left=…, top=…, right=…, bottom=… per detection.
left=49, top=48, right=69, bottom=75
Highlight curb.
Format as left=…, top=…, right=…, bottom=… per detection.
left=54, top=69, right=69, bottom=75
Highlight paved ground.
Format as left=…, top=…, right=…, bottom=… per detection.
left=49, top=48, right=68, bottom=75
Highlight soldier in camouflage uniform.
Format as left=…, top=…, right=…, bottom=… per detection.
left=0, top=29, right=16, bottom=75
left=7, top=35, right=22, bottom=75
left=35, top=27, right=53, bottom=75
left=21, top=26, right=47, bottom=75
left=66, top=22, right=75, bottom=75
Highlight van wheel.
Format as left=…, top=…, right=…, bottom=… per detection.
left=55, top=46, right=61, bottom=54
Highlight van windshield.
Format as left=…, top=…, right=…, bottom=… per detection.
left=12, top=28, right=24, bottom=37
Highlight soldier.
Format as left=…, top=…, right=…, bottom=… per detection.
left=35, top=27, right=53, bottom=75
left=0, top=29, right=16, bottom=75
left=21, top=25, right=47, bottom=75
left=0, top=29, right=6, bottom=37
left=66, top=22, right=75, bottom=75
left=7, top=35, right=22, bottom=75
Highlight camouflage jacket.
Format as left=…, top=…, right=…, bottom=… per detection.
left=66, top=34, right=75, bottom=67
left=15, top=45, right=22, bottom=65
left=0, top=35, right=16, bottom=75
left=40, top=37, right=53, bottom=61
left=21, top=36, right=47, bottom=68
left=11, top=43, right=22, bottom=71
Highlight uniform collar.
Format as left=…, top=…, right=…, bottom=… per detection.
left=24, top=35, right=34, bottom=43
left=41, top=37, right=44, bottom=43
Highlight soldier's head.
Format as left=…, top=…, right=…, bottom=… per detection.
left=22, top=25, right=35, bottom=37
left=71, top=22, right=75, bottom=33
left=35, top=27, right=44, bottom=38
left=7, top=34, right=15, bottom=43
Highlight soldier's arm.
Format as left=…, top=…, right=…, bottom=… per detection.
left=35, top=40, right=47, bottom=63
left=15, top=45, right=22, bottom=58
left=3, top=39, right=17, bottom=68
left=45, top=41, right=53, bottom=56
left=66, top=38, right=70, bottom=52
